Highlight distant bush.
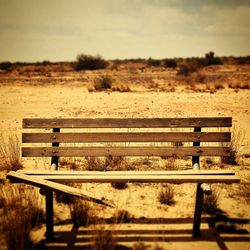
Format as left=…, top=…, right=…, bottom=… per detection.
left=163, top=58, right=177, bottom=68
left=204, top=51, right=222, bottom=66
left=148, top=57, right=161, bottom=67
left=74, top=54, right=108, bottom=71
left=177, top=61, right=200, bottom=76
left=235, top=56, right=250, bottom=65
left=0, top=61, right=12, bottom=71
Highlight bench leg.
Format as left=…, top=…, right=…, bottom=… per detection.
left=192, top=183, right=204, bottom=237
left=46, top=190, right=54, bottom=241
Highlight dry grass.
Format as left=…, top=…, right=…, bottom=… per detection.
left=0, top=183, right=43, bottom=250
left=0, top=134, right=23, bottom=171
left=85, top=157, right=108, bottom=171
left=158, top=184, right=175, bottom=205
left=221, top=126, right=244, bottom=165
left=163, top=157, right=179, bottom=170
left=70, top=198, right=96, bottom=226
left=113, top=209, right=133, bottom=223
left=59, top=157, right=79, bottom=170
left=94, top=76, right=113, bottom=91
left=92, top=226, right=116, bottom=250
left=203, top=187, right=220, bottom=214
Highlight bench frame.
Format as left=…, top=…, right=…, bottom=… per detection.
left=7, top=117, right=240, bottom=241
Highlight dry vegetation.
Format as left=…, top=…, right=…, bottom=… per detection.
left=0, top=183, right=43, bottom=250
left=0, top=134, right=23, bottom=171
left=0, top=52, right=249, bottom=250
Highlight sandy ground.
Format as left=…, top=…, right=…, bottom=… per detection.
left=0, top=69, right=250, bottom=250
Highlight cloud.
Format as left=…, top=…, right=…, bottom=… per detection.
left=0, top=0, right=249, bottom=61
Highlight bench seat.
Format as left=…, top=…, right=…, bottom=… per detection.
left=12, top=170, right=240, bottom=184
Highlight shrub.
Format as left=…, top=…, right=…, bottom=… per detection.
left=0, top=184, right=43, bottom=250
left=74, top=54, right=108, bottom=71
left=221, top=126, right=244, bottom=165
left=0, top=61, right=13, bottom=71
left=94, top=76, right=113, bottom=91
left=0, top=134, right=23, bottom=171
left=204, top=51, right=223, bottom=66
left=163, top=58, right=177, bottom=68
left=158, top=184, right=175, bottom=205
left=148, top=57, right=161, bottom=67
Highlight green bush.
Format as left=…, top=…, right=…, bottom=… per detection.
left=74, top=54, right=108, bottom=71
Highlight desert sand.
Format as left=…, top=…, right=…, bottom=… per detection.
left=0, top=63, right=249, bottom=250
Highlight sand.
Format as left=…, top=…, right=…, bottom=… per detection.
left=0, top=64, right=249, bottom=250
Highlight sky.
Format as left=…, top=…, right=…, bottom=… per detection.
left=0, top=0, right=250, bottom=62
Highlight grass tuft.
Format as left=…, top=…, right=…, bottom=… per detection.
left=0, top=183, right=43, bottom=250
left=94, top=76, right=113, bottom=91
left=0, top=134, right=23, bottom=171
left=92, top=227, right=116, bottom=250
left=221, top=126, right=244, bottom=165
left=158, top=184, right=175, bottom=205
left=113, top=209, right=133, bottom=223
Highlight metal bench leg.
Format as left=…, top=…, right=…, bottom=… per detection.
left=46, top=190, right=54, bottom=241
left=192, top=183, right=204, bottom=237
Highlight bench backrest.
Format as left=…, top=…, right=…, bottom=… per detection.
left=22, top=118, right=232, bottom=166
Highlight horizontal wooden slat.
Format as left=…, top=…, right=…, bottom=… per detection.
left=22, top=173, right=240, bottom=184
left=18, top=170, right=236, bottom=175
left=6, top=171, right=113, bottom=206
left=23, top=117, right=232, bottom=128
left=22, top=146, right=230, bottom=157
left=22, top=132, right=231, bottom=143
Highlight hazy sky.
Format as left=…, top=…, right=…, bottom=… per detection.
left=0, top=0, right=249, bottom=62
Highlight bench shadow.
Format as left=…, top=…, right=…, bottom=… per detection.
left=36, top=216, right=250, bottom=250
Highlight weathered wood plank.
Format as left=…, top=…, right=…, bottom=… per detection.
left=18, top=170, right=236, bottom=175
left=6, top=171, right=114, bottom=207
left=22, top=132, right=231, bottom=143
left=22, top=146, right=230, bottom=157
left=24, top=174, right=240, bottom=184
left=23, top=117, right=232, bottom=128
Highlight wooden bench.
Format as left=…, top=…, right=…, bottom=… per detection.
left=7, top=117, right=240, bottom=241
